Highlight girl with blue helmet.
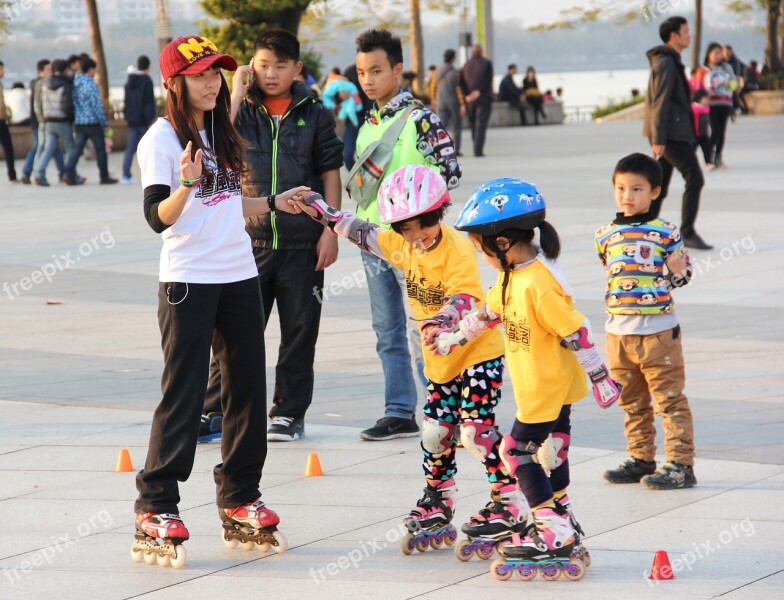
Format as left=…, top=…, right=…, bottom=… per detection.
left=442, top=178, right=622, bottom=581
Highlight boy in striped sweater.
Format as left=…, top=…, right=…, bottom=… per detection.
left=595, top=153, right=697, bottom=490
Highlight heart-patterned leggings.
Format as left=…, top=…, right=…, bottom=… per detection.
left=422, top=356, right=513, bottom=486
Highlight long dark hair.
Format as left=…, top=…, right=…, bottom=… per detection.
left=703, top=42, right=723, bottom=67
left=166, top=70, right=246, bottom=174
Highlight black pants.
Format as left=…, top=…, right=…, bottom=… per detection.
left=135, top=277, right=267, bottom=513
left=65, top=124, right=109, bottom=181
left=205, top=247, right=324, bottom=420
left=649, top=140, right=705, bottom=238
left=505, top=99, right=527, bottom=125
left=0, top=121, right=16, bottom=181
left=527, top=96, right=546, bottom=124
left=467, top=95, right=492, bottom=156
left=696, top=134, right=712, bottom=165
left=511, top=405, right=571, bottom=508
left=709, top=105, right=732, bottom=164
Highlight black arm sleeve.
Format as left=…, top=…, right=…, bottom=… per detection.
left=143, top=184, right=171, bottom=234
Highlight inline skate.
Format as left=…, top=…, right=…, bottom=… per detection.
left=455, top=485, right=529, bottom=561
left=400, top=479, right=458, bottom=554
left=220, top=497, right=287, bottom=554
left=131, top=512, right=189, bottom=568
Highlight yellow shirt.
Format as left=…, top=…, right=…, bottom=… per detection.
left=377, top=225, right=505, bottom=383
left=486, top=260, right=588, bottom=423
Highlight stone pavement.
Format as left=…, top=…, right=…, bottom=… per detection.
left=0, top=116, right=782, bottom=599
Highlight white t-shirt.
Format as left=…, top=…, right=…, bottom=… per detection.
left=137, top=118, right=257, bottom=284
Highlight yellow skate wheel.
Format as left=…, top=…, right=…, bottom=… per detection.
left=223, top=535, right=238, bottom=549
left=444, top=529, right=458, bottom=546
left=563, top=558, right=586, bottom=581
left=272, top=531, right=288, bottom=554
left=156, top=552, right=171, bottom=567
left=143, top=551, right=156, bottom=565
left=429, top=537, right=442, bottom=550
left=258, top=542, right=271, bottom=552
left=239, top=539, right=255, bottom=551
left=455, top=540, right=474, bottom=562
left=170, top=545, right=187, bottom=569
left=400, top=533, right=416, bottom=555
left=476, top=544, right=495, bottom=560
left=415, top=539, right=429, bottom=553
left=541, top=564, right=560, bottom=581
left=491, top=558, right=513, bottom=581
left=131, top=548, right=143, bottom=562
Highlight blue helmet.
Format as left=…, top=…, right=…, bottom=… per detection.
left=454, top=178, right=546, bottom=235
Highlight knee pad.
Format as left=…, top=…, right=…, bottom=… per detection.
left=551, top=432, right=570, bottom=469
left=459, top=422, right=500, bottom=461
left=498, top=434, right=538, bottom=476
left=422, top=416, right=456, bottom=455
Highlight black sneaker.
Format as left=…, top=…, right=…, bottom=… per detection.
left=641, top=462, right=697, bottom=490
left=603, top=457, right=657, bottom=484
left=360, top=416, right=419, bottom=441
left=683, top=233, right=713, bottom=250
left=197, top=411, right=222, bottom=443
left=267, top=416, right=304, bottom=442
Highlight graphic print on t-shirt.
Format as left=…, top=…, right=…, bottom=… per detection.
left=502, top=309, right=531, bottom=352
left=195, top=167, right=242, bottom=206
left=405, top=266, right=445, bottom=311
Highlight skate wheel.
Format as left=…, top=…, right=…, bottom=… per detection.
left=400, top=533, right=416, bottom=555
left=156, top=552, right=171, bottom=567
left=491, top=558, right=513, bottom=581
left=143, top=551, right=157, bottom=565
left=170, top=545, right=187, bottom=569
left=516, top=563, right=537, bottom=581
left=476, top=544, right=495, bottom=560
left=581, top=549, right=592, bottom=568
left=131, top=548, right=143, bottom=563
left=444, top=529, right=458, bottom=547
left=415, top=539, right=429, bottom=553
left=257, top=542, right=271, bottom=552
left=563, top=559, right=586, bottom=581
left=541, top=564, right=560, bottom=581
left=429, top=537, right=443, bottom=550
left=272, top=530, right=288, bottom=554
left=223, top=536, right=238, bottom=549
left=455, top=540, right=473, bottom=562
left=239, top=540, right=255, bottom=551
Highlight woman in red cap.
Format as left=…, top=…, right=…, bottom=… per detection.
left=131, top=35, right=308, bottom=568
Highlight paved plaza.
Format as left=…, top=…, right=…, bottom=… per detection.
left=1, top=116, right=783, bottom=599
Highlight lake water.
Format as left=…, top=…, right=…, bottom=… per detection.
left=109, top=68, right=652, bottom=111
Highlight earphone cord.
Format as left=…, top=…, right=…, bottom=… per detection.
left=167, top=110, right=217, bottom=306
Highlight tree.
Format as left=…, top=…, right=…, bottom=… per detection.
left=85, top=0, right=110, bottom=104
left=529, top=1, right=704, bottom=73
left=725, top=0, right=783, bottom=72
left=199, top=0, right=312, bottom=64
left=410, top=0, right=424, bottom=94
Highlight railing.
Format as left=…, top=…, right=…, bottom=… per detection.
left=563, top=105, right=597, bottom=124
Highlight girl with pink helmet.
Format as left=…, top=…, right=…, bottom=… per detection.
left=296, top=164, right=530, bottom=560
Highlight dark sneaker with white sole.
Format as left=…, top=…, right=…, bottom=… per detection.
left=267, top=416, right=304, bottom=442
left=198, top=411, right=223, bottom=443
left=641, top=462, right=697, bottom=490
left=360, top=416, right=419, bottom=441
left=603, top=457, right=657, bottom=483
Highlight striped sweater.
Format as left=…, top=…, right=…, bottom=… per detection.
left=595, top=214, right=691, bottom=316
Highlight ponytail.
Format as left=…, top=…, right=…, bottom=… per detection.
left=537, top=220, right=561, bottom=260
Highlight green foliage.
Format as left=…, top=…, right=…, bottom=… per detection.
left=199, top=0, right=313, bottom=64
left=592, top=94, right=645, bottom=120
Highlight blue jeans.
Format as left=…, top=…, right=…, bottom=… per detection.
left=361, top=251, right=426, bottom=419
left=35, top=122, right=73, bottom=181
left=66, top=124, right=108, bottom=181
left=23, top=126, right=64, bottom=177
left=123, top=125, right=146, bottom=178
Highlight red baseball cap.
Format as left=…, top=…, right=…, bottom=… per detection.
left=160, top=35, right=238, bottom=89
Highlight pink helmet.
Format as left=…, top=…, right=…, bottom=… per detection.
left=377, top=165, right=450, bottom=225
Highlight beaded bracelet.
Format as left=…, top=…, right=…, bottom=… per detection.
left=180, top=176, right=201, bottom=188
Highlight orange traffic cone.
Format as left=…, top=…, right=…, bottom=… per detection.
left=115, top=448, right=134, bottom=472
left=304, top=452, right=323, bottom=477
left=649, top=549, right=675, bottom=580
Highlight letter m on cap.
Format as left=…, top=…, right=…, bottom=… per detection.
left=177, top=37, right=217, bottom=62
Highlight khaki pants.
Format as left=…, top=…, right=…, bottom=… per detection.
left=606, top=328, right=695, bottom=466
